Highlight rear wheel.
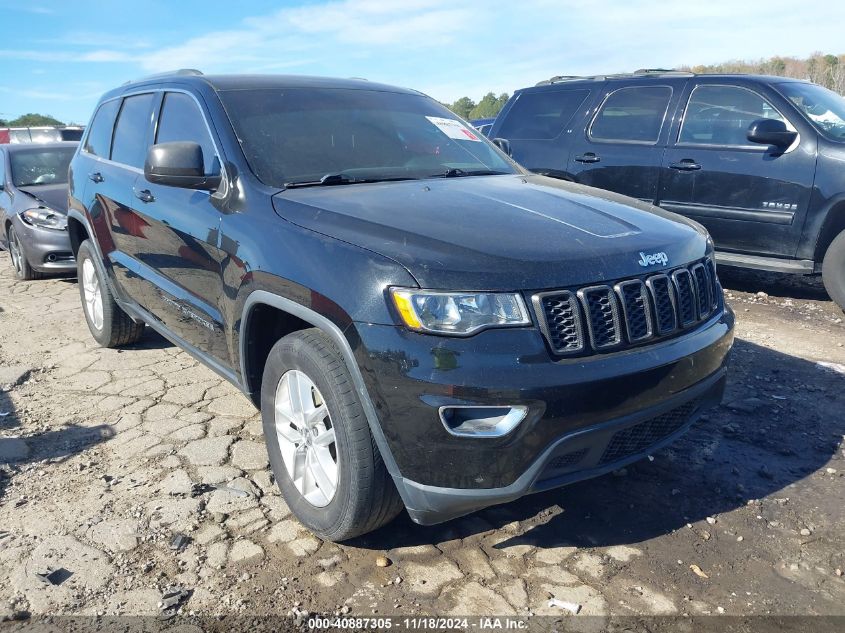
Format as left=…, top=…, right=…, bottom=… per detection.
left=261, top=328, right=403, bottom=541
left=822, top=229, right=845, bottom=312
left=8, top=226, right=42, bottom=281
left=77, top=239, right=145, bottom=347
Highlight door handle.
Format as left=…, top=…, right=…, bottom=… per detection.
left=669, top=160, right=701, bottom=171
left=574, top=153, right=601, bottom=163
left=133, top=188, right=155, bottom=203
left=88, top=172, right=104, bottom=183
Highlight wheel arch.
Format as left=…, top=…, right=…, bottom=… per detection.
left=815, top=199, right=845, bottom=264
left=67, top=216, right=90, bottom=257
left=239, top=290, right=409, bottom=500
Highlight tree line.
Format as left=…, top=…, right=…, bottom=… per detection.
left=679, top=52, right=845, bottom=94
left=0, top=113, right=65, bottom=127
left=446, top=92, right=510, bottom=120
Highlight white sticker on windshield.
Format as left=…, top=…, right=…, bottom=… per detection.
left=425, top=116, right=482, bottom=142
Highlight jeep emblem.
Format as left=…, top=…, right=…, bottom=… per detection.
left=638, top=251, right=669, bottom=267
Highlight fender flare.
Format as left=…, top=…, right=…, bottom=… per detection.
left=66, top=209, right=103, bottom=261
left=239, top=290, right=412, bottom=503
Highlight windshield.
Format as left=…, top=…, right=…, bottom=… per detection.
left=10, top=146, right=76, bottom=187
left=219, top=87, right=517, bottom=187
left=777, top=82, right=845, bottom=142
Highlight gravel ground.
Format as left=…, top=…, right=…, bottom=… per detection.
left=0, top=252, right=843, bottom=624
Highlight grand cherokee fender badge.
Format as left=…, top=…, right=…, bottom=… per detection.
left=638, top=251, right=669, bottom=267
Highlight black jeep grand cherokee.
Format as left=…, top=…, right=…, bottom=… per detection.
left=67, top=71, right=734, bottom=540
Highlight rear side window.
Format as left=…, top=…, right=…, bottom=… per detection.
left=10, top=130, right=32, bottom=143
left=110, top=93, right=155, bottom=168
left=589, top=86, right=672, bottom=143
left=84, top=99, right=120, bottom=157
left=498, top=89, right=590, bottom=140
left=155, top=92, right=218, bottom=175
left=679, top=85, right=789, bottom=146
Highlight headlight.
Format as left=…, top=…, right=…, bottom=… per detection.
left=390, top=288, right=530, bottom=335
left=20, top=208, right=67, bottom=231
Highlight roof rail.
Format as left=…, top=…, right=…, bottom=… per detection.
left=535, top=75, right=601, bottom=86
left=123, top=69, right=204, bottom=85
left=536, top=69, right=695, bottom=86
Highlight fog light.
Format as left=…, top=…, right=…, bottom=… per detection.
left=439, top=406, right=528, bottom=438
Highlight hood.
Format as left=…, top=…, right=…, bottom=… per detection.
left=272, top=174, right=709, bottom=290
left=18, top=183, right=69, bottom=214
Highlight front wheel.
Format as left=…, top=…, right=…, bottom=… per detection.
left=77, top=240, right=145, bottom=347
left=8, top=226, right=42, bottom=281
left=261, top=328, right=403, bottom=541
left=822, top=229, right=845, bottom=312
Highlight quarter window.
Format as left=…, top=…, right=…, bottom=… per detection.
left=679, top=85, right=789, bottom=147
left=589, top=86, right=672, bottom=143
left=155, top=92, right=218, bottom=175
left=110, top=93, right=155, bottom=169
left=498, top=89, right=590, bottom=140
left=84, top=99, right=120, bottom=158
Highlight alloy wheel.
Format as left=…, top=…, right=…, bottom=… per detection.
left=9, top=230, right=23, bottom=275
left=81, top=258, right=104, bottom=330
left=274, top=369, right=339, bottom=507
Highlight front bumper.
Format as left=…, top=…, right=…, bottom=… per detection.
left=13, top=217, right=75, bottom=273
left=351, top=306, right=734, bottom=525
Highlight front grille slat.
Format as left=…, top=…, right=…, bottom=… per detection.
left=646, top=274, right=678, bottom=335
left=534, top=291, right=585, bottom=355
left=691, top=263, right=712, bottom=319
left=534, top=257, right=721, bottom=356
left=671, top=269, right=697, bottom=326
left=578, top=285, right=622, bottom=350
left=615, top=279, right=653, bottom=343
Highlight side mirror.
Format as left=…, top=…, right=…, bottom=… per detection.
left=492, top=137, right=512, bottom=156
left=144, top=141, right=220, bottom=191
left=746, top=119, right=798, bottom=150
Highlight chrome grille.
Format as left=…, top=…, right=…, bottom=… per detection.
left=535, top=258, right=721, bottom=356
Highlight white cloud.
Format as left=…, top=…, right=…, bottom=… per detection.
left=137, top=0, right=475, bottom=73
left=4, top=0, right=845, bottom=114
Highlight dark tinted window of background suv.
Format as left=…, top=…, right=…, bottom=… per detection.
left=156, top=92, right=217, bottom=175
left=589, top=86, right=672, bottom=143
left=84, top=99, right=120, bottom=158
left=679, top=84, right=788, bottom=147
left=110, top=93, right=154, bottom=168
left=498, top=89, right=590, bottom=140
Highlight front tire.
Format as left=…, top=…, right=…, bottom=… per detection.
left=8, top=226, right=42, bottom=281
left=77, top=240, right=145, bottom=347
left=822, top=229, right=845, bottom=312
left=261, top=328, right=403, bottom=541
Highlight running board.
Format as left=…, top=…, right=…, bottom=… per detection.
left=715, top=251, right=816, bottom=274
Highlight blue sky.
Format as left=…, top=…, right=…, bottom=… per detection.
left=1, top=0, right=843, bottom=124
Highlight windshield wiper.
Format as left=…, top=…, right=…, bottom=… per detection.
left=284, top=173, right=415, bottom=189
left=432, top=168, right=510, bottom=178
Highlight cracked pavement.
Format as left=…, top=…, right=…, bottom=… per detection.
left=0, top=253, right=843, bottom=621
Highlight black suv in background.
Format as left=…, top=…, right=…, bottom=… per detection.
left=490, top=71, right=845, bottom=310
left=68, top=71, right=733, bottom=540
